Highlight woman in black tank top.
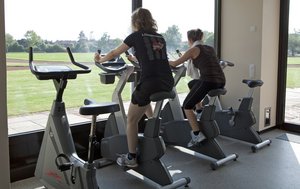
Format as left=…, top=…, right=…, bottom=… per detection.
left=169, top=29, right=225, bottom=147
left=94, top=8, right=173, bottom=167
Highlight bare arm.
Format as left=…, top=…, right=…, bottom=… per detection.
left=94, top=43, right=130, bottom=63
left=169, top=47, right=200, bottom=67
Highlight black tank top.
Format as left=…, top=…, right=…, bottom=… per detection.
left=192, top=45, right=225, bottom=84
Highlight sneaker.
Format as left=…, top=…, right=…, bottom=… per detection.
left=116, top=153, right=138, bottom=168
left=187, top=131, right=206, bottom=147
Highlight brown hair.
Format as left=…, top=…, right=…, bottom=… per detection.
left=131, top=8, right=157, bottom=33
left=187, top=29, right=203, bottom=42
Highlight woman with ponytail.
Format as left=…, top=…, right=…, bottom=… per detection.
left=169, top=28, right=225, bottom=147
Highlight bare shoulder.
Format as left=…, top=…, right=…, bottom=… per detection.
left=190, top=46, right=200, bottom=59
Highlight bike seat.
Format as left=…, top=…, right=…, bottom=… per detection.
left=79, top=99, right=120, bottom=116
left=208, top=88, right=227, bottom=97
left=242, top=79, right=264, bottom=88
left=150, top=91, right=176, bottom=102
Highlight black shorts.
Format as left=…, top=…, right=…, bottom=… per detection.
left=183, top=79, right=225, bottom=109
left=131, top=78, right=174, bottom=106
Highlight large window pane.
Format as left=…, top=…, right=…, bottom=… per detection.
left=5, top=0, right=131, bottom=135
left=5, top=0, right=216, bottom=135
left=143, top=0, right=216, bottom=94
left=285, top=0, right=300, bottom=125
left=143, top=0, right=215, bottom=49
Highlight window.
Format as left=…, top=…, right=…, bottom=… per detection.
left=143, top=0, right=216, bottom=95
left=143, top=0, right=216, bottom=50
left=285, top=0, right=300, bottom=126
left=5, top=0, right=217, bottom=135
left=5, top=0, right=132, bottom=135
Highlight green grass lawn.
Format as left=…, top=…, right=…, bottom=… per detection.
left=287, top=56, right=300, bottom=64
left=287, top=68, right=300, bottom=88
left=7, top=66, right=132, bottom=116
left=6, top=53, right=300, bottom=116
left=7, top=67, right=190, bottom=116
left=7, top=52, right=191, bottom=116
left=6, top=52, right=95, bottom=62
left=286, top=57, right=300, bottom=88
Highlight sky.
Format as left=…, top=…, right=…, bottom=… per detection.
left=4, top=0, right=299, bottom=41
left=289, top=0, right=300, bottom=33
left=4, top=0, right=215, bottom=41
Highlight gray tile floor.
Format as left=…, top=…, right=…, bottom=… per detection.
left=11, top=129, right=300, bottom=189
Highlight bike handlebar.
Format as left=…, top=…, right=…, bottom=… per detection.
left=95, top=50, right=129, bottom=73
left=29, top=47, right=91, bottom=80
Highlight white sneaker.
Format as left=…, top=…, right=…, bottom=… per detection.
left=187, top=131, right=206, bottom=147
left=116, top=153, right=138, bottom=168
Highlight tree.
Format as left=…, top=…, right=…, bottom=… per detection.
left=8, top=42, right=24, bottom=52
left=5, top=33, right=15, bottom=52
left=74, top=31, right=89, bottom=52
left=45, top=44, right=65, bottom=52
left=162, top=25, right=182, bottom=52
left=17, top=39, right=29, bottom=51
left=203, top=31, right=215, bottom=47
left=97, top=33, right=111, bottom=53
left=24, top=30, right=44, bottom=50
left=288, top=32, right=300, bottom=56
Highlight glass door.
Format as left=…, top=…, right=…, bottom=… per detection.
left=285, top=0, right=300, bottom=126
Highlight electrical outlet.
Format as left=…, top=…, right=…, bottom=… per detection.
left=249, top=64, right=255, bottom=79
left=264, top=107, right=271, bottom=127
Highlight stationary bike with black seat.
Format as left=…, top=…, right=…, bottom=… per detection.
left=93, top=51, right=191, bottom=188
left=214, top=79, right=272, bottom=152
left=30, top=47, right=120, bottom=189
left=160, top=64, right=238, bottom=170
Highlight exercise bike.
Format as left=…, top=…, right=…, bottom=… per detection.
left=94, top=51, right=191, bottom=188
left=160, top=63, right=238, bottom=170
left=31, top=47, right=120, bottom=189
left=198, top=60, right=271, bottom=152
left=213, top=79, right=272, bottom=152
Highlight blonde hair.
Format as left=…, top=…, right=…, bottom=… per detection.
left=131, top=8, right=157, bottom=33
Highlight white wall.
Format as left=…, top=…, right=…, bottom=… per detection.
left=260, top=0, right=280, bottom=130
left=221, top=0, right=279, bottom=131
left=0, top=0, right=11, bottom=188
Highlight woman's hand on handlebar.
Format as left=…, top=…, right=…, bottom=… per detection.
left=94, top=52, right=101, bottom=63
left=126, top=53, right=138, bottom=63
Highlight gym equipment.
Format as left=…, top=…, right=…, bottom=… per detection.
left=30, top=47, right=116, bottom=189
left=31, top=47, right=189, bottom=188
left=200, top=61, right=271, bottom=152
left=213, top=79, right=272, bottom=152
left=95, top=53, right=191, bottom=188
left=160, top=64, right=238, bottom=170
left=96, top=52, right=134, bottom=135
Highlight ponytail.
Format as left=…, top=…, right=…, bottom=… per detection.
left=187, top=28, right=203, bottom=42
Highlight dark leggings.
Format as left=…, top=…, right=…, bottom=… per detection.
left=183, top=79, right=225, bottom=109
